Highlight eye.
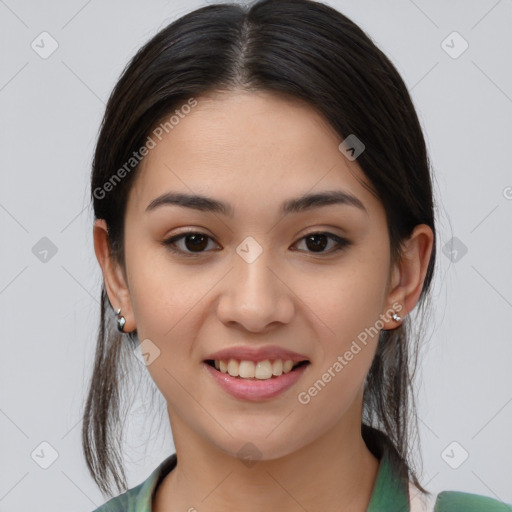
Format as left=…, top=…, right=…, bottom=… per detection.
left=292, top=232, right=351, bottom=255
left=162, top=231, right=351, bottom=257
left=163, top=231, right=219, bottom=256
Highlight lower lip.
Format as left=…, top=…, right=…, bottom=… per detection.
left=203, top=362, right=310, bottom=402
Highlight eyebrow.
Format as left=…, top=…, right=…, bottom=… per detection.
left=145, top=190, right=367, bottom=216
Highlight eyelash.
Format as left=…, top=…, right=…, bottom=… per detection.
left=162, top=231, right=351, bottom=258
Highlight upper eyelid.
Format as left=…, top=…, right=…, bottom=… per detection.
left=163, top=230, right=349, bottom=254
left=164, top=230, right=345, bottom=244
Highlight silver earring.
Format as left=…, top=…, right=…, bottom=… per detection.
left=115, top=307, right=126, bottom=333
left=392, top=312, right=402, bottom=322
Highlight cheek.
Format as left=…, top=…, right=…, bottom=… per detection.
left=124, top=243, right=215, bottom=374
left=292, top=255, right=388, bottom=407
left=126, top=242, right=202, bottom=334
left=296, top=271, right=384, bottom=419
left=295, top=256, right=390, bottom=343
left=295, top=350, right=374, bottom=442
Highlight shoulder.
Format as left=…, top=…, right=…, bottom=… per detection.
left=434, top=490, right=512, bottom=512
left=89, top=482, right=145, bottom=512
left=409, top=481, right=511, bottom=512
left=89, top=453, right=178, bottom=512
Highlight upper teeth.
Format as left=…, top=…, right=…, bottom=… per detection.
left=214, top=359, right=298, bottom=379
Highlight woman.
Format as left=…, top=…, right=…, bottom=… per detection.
left=83, top=0, right=510, bottom=510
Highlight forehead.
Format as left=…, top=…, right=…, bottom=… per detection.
left=127, top=90, right=378, bottom=218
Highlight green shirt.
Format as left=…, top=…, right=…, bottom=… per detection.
left=91, top=447, right=511, bottom=512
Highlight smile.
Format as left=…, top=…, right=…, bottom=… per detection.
left=207, top=358, right=309, bottom=379
left=203, top=359, right=311, bottom=401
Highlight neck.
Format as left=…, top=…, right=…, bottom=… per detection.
left=153, top=412, right=380, bottom=512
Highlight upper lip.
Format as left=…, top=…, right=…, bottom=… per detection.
left=205, top=345, right=309, bottom=363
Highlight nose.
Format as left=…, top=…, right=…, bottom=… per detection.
left=216, top=246, right=295, bottom=333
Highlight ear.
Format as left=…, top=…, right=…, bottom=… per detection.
left=93, top=219, right=136, bottom=332
left=381, top=223, right=434, bottom=329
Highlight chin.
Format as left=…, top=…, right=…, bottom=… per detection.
left=213, top=433, right=310, bottom=464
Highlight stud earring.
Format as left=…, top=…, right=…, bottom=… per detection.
left=392, top=312, right=402, bottom=322
left=115, top=307, right=126, bottom=333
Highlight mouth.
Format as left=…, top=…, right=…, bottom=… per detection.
left=203, top=357, right=311, bottom=401
left=203, top=359, right=311, bottom=381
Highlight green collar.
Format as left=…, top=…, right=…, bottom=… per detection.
left=95, top=437, right=512, bottom=511
left=102, top=442, right=411, bottom=511
left=366, top=446, right=410, bottom=512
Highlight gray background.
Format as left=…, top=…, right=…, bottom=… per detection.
left=1, top=0, right=511, bottom=510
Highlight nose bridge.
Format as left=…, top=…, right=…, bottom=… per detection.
left=217, top=235, right=293, bottom=330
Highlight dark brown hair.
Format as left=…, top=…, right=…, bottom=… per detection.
left=83, top=0, right=437, bottom=498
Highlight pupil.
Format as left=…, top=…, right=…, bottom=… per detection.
left=185, top=234, right=328, bottom=253
left=306, top=234, right=327, bottom=252
left=186, top=234, right=207, bottom=251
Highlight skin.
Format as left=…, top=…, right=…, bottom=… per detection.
left=94, top=89, right=434, bottom=512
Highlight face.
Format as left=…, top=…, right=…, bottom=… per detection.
left=101, top=90, right=407, bottom=461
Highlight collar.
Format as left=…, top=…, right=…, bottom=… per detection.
left=126, top=435, right=411, bottom=511
left=366, top=444, right=410, bottom=511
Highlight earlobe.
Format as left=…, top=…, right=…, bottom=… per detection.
left=93, top=219, right=135, bottom=331
left=382, top=224, right=434, bottom=330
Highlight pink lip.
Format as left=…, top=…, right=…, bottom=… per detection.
left=205, top=345, right=309, bottom=363
left=203, top=361, right=310, bottom=401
